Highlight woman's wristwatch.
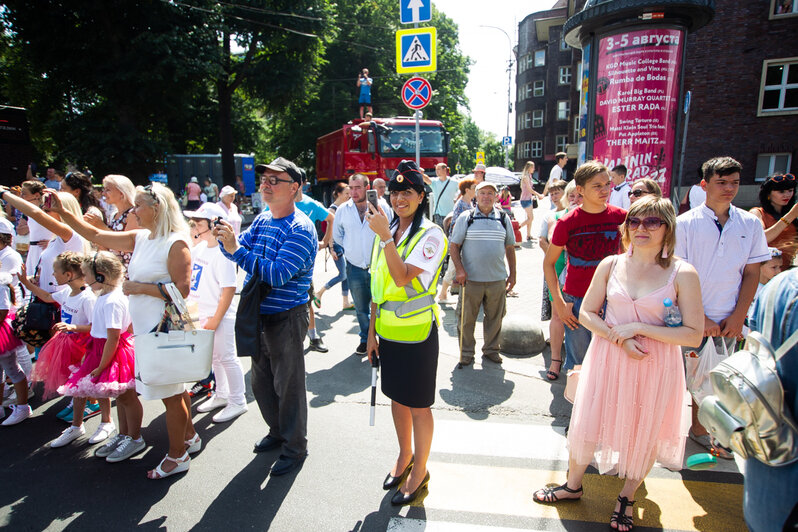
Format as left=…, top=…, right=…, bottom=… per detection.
left=379, top=238, right=393, bottom=249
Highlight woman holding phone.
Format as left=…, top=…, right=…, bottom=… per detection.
left=366, top=160, right=447, bottom=506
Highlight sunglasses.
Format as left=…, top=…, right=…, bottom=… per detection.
left=260, top=175, right=294, bottom=186
left=628, top=189, right=650, bottom=198
left=627, top=216, right=665, bottom=231
left=770, top=173, right=795, bottom=183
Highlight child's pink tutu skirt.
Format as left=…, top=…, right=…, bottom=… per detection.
left=31, top=332, right=90, bottom=399
left=58, top=333, right=135, bottom=399
left=0, top=313, right=22, bottom=354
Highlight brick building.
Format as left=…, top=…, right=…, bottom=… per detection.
left=515, top=0, right=797, bottom=205
left=514, top=0, right=585, bottom=179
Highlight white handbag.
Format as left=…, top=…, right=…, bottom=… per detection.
left=135, top=283, right=214, bottom=386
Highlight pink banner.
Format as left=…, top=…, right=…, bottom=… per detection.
left=593, top=28, right=684, bottom=197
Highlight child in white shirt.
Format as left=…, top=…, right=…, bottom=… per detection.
left=0, top=270, right=30, bottom=426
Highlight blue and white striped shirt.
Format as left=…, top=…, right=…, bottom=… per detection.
left=222, top=209, right=317, bottom=314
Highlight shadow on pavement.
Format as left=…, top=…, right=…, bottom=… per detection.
left=438, top=363, right=515, bottom=420
left=306, top=353, right=370, bottom=408
left=190, top=452, right=299, bottom=531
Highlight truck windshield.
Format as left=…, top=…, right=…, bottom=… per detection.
left=378, top=126, right=445, bottom=156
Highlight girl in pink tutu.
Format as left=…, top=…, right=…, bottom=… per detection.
left=21, top=252, right=95, bottom=400
left=52, top=252, right=142, bottom=454
left=0, top=269, right=31, bottom=426
left=533, top=197, right=705, bottom=531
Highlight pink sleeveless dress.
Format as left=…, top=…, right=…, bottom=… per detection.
left=568, top=256, right=688, bottom=479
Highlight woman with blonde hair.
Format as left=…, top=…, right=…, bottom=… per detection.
left=85, top=175, right=140, bottom=268
left=628, top=178, right=662, bottom=205
left=518, top=161, right=544, bottom=241
left=533, top=197, right=704, bottom=531
left=47, top=183, right=199, bottom=479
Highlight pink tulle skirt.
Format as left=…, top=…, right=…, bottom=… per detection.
left=58, top=333, right=136, bottom=399
left=0, top=313, right=21, bottom=354
left=31, top=332, right=91, bottom=399
left=567, top=335, right=688, bottom=479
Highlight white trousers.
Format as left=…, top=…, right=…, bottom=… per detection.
left=203, top=316, right=246, bottom=405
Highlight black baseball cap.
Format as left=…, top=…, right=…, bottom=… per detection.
left=254, top=157, right=302, bottom=183
left=389, top=160, right=425, bottom=192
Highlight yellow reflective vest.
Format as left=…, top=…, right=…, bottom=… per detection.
left=370, top=221, right=448, bottom=343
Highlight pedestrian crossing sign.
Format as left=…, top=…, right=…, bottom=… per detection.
left=396, top=27, right=437, bottom=74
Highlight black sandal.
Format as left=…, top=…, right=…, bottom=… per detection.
left=546, top=359, right=563, bottom=380
left=610, top=496, right=635, bottom=531
left=532, top=483, right=583, bottom=503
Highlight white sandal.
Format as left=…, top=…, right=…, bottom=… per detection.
left=185, top=433, right=202, bottom=454
left=147, top=452, right=190, bottom=479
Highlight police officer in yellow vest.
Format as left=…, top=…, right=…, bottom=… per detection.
left=366, top=160, right=448, bottom=506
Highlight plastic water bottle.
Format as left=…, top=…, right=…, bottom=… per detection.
left=663, top=298, right=682, bottom=327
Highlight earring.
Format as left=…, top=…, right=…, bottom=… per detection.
left=627, top=243, right=633, bottom=256
left=661, top=245, right=669, bottom=259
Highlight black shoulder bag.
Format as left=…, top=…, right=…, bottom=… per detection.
left=235, top=258, right=272, bottom=357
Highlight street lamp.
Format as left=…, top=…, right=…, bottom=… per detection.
left=480, top=25, right=516, bottom=169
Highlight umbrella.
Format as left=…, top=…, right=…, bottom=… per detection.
left=370, top=355, right=379, bottom=426
left=484, top=166, right=520, bottom=185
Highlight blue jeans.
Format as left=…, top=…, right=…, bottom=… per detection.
left=324, top=243, right=348, bottom=295
left=346, top=262, right=371, bottom=343
left=562, top=292, right=592, bottom=371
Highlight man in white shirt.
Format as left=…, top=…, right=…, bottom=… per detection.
left=544, top=152, right=568, bottom=194
left=430, top=163, right=457, bottom=227
left=675, top=156, right=770, bottom=457
left=608, top=164, right=631, bottom=209
left=332, top=174, right=392, bottom=355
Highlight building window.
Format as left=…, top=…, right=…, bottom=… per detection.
left=531, top=141, right=543, bottom=158
left=532, top=110, right=544, bottom=128
left=758, top=58, right=798, bottom=115
left=557, top=100, right=570, bottom=120
left=559, top=66, right=572, bottom=85
left=573, top=116, right=580, bottom=143
left=560, top=39, right=570, bottom=51
left=755, top=153, right=792, bottom=182
left=526, top=54, right=534, bottom=70
left=556, top=135, right=568, bottom=153
left=523, top=112, right=532, bottom=129
left=525, top=83, right=533, bottom=99
left=521, top=141, right=531, bottom=158
left=533, top=80, right=544, bottom=97
left=534, top=50, right=546, bottom=67
left=771, top=0, right=798, bottom=17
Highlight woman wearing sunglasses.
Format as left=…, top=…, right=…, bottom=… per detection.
left=533, top=197, right=703, bottom=532
left=750, top=173, right=797, bottom=270
left=627, top=178, right=662, bottom=204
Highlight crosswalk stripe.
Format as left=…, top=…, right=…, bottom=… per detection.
left=409, top=462, right=746, bottom=531
left=432, top=420, right=569, bottom=461
left=387, top=517, right=541, bottom=532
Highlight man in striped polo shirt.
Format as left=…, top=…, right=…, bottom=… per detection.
left=449, top=181, right=517, bottom=367
left=216, top=157, right=317, bottom=477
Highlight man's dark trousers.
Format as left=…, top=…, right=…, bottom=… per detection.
left=252, top=304, right=310, bottom=458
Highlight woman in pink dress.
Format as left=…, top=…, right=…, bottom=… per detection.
left=533, top=197, right=704, bottom=531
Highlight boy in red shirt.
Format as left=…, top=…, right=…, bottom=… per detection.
left=543, top=161, right=627, bottom=372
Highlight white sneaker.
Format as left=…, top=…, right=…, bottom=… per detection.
left=197, top=394, right=227, bottom=413
left=51, top=425, right=86, bottom=448
left=2, top=391, right=16, bottom=407
left=95, top=433, right=124, bottom=458
left=106, top=435, right=146, bottom=463
left=2, top=404, right=31, bottom=426
left=212, top=402, right=248, bottom=423
left=88, top=422, right=116, bottom=444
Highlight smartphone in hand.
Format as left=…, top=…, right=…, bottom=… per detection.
left=366, top=189, right=379, bottom=212
left=42, top=192, right=53, bottom=210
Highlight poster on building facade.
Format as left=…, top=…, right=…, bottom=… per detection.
left=577, top=42, right=590, bottom=167
left=593, top=28, right=684, bottom=196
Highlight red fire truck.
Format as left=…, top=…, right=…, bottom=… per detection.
left=315, top=116, right=448, bottom=202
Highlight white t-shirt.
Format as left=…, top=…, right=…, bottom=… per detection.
left=609, top=181, right=631, bottom=210
left=688, top=185, right=707, bottom=210
left=189, top=241, right=238, bottom=319
left=675, top=204, right=771, bottom=322
left=0, top=281, right=11, bottom=311
left=0, top=246, right=23, bottom=308
left=392, top=219, right=447, bottom=290
left=37, top=232, right=86, bottom=293
left=51, top=286, right=96, bottom=326
left=548, top=165, right=564, bottom=186
left=90, top=288, right=131, bottom=339
left=28, top=217, right=52, bottom=243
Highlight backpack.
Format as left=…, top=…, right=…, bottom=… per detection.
left=465, top=208, right=508, bottom=229
left=698, top=288, right=798, bottom=466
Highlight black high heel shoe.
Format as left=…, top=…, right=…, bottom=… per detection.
left=390, top=471, right=430, bottom=506
left=383, top=457, right=413, bottom=490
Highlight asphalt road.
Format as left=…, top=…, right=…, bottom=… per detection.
left=0, top=201, right=746, bottom=532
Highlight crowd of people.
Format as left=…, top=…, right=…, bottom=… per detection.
left=1, top=155, right=796, bottom=530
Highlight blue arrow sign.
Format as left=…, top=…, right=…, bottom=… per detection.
left=400, top=0, right=431, bottom=24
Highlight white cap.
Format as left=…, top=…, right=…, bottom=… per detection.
left=190, top=176, right=198, bottom=183
left=183, top=202, right=228, bottom=221
left=220, top=185, right=237, bottom=197
left=0, top=217, right=15, bottom=236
